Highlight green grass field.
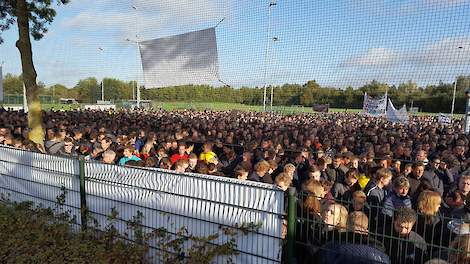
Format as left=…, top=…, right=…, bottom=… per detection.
left=152, top=102, right=458, bottom=116
left=153, top=101, right=363, bottom=114
left=2, top=101, right=461, bottom=117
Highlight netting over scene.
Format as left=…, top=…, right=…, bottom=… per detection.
left=1, top=0, right=470, bottom=112
left=3, top=2, right=470, bottom=263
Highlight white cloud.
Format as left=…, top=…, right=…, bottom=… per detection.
left=335, top=37, right=470, bottom=87
left=341, top=37, right=470, bottom=68
left=62, top=0, right=233, bottom=41
left=409, top=37, right=470, bottom=65
left=341, top=48, right=401, bottom=67
left=424, top=0, right=470, bottom=7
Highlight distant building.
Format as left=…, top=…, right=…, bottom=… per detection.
left=59, top=98, right=78, bottom=104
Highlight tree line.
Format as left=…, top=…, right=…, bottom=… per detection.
left=2, top=74, right=470, bottom=113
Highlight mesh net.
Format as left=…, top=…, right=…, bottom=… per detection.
left=1, top=0, right=470, bottom=110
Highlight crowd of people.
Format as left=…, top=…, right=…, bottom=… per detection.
left=1, top=107, right=470, bottom=263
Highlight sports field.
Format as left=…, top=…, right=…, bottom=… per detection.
left=2, top=101, right=461, bottom=117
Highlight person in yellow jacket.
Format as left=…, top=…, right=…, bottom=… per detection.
left=199, top=142, right=217, bottom=164
left=357, top=174, right=370, bottom=190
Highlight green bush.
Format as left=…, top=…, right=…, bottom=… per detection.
left=0, top=201, right=261, bottom=264
left=0, top=202, right=145, bottom=263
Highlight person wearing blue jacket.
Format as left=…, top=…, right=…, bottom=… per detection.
left=382, top=177, right=412, bottom=217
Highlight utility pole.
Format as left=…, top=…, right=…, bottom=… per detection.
left=262, top=1, right=277, bottom=111
left=98, top=47, right=105, bottom=103
left=451, top=80, right=457, bottom=116
left=270, top=37, right=279, bottom=111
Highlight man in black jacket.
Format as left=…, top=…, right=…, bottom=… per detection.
left=381, top=207, right=428, bottom=264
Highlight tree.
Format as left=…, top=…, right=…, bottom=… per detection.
left=2, top=73, right=23, bottom=94
left=456, top=75, right=470, bottom=93
left=47, top=83, right=78, bottom=100
left=74, top=77, right=99, bottom=103
left=359, top=80, right=389, bottom=97
left=0, top=0, right=69, bottom=146
left=344, top=86, right=355, bottom=109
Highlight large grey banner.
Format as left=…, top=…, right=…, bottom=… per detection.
left=139, top=28, right=219, bottom=88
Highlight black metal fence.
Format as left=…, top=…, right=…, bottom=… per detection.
left=285, top=188, right=469, bottom=264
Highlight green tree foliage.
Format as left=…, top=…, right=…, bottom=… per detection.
left=103, top=78, right=134, bottom=101
left=2, top=73, right=23, bottom=94
left=3, top=73, right=470, bottom=113
left=457, top=75, right=470, bottom=93
left=74, top=77, right=100, bottom=103
left=1, top=0, right=70, bottom=146
left=47, top=84, right=77, bottom=99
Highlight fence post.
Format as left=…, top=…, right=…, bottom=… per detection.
left=286, top=187, right=296, bottom=264
left=79, top=157, right=87, bottom=230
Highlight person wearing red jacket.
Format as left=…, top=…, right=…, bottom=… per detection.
left=170, top=142, right=190, bottom=164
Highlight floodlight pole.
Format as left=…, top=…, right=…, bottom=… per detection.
left=270, top=85, right=273, bottom=111
left=137, top=79, right=141, bottom=108
left=126, top=38, right=141, bottom=108
left=131, top=2, right=141, bottom=108
left=262, top=1, right=277, bottom=112
left=101, top=81, right=105, bottom=101
left=451, top=80, right=457, bottom=117
left=465, top=87, right=470, bottom=134
left=132, top=84, right=135, bottom=100
left=270, top=37, right=279, bottom=111
left=98, top=48, right=105, bottom=102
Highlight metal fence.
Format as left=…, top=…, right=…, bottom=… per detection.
left=1, top=94, right=54, bottom=105
left=3, top=144, right=468, bottom=263
left=0, top=146, right=285, bottom=264
left=286, top=189, right=469, bottom=264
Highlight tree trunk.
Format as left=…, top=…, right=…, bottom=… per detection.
left=15, top=0, right=44, bottom=146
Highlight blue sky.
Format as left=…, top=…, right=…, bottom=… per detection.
left=1, top=0, right=470, bottom=88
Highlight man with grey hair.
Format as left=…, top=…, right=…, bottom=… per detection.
left=102, top=150, right=116, bottom=165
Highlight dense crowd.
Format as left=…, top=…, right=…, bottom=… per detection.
left=1, top=107, right=470, bottom=263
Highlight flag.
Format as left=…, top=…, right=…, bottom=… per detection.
left=139, top=27, right=219, bottom=88
left=386, top=99, right=409, bottom=124
left=438, top=113, right=452, bottom=125
left=363, top=93, right=387, bottom=117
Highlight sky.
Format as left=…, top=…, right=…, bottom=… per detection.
left=1, top=0, right=470, bottom=88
